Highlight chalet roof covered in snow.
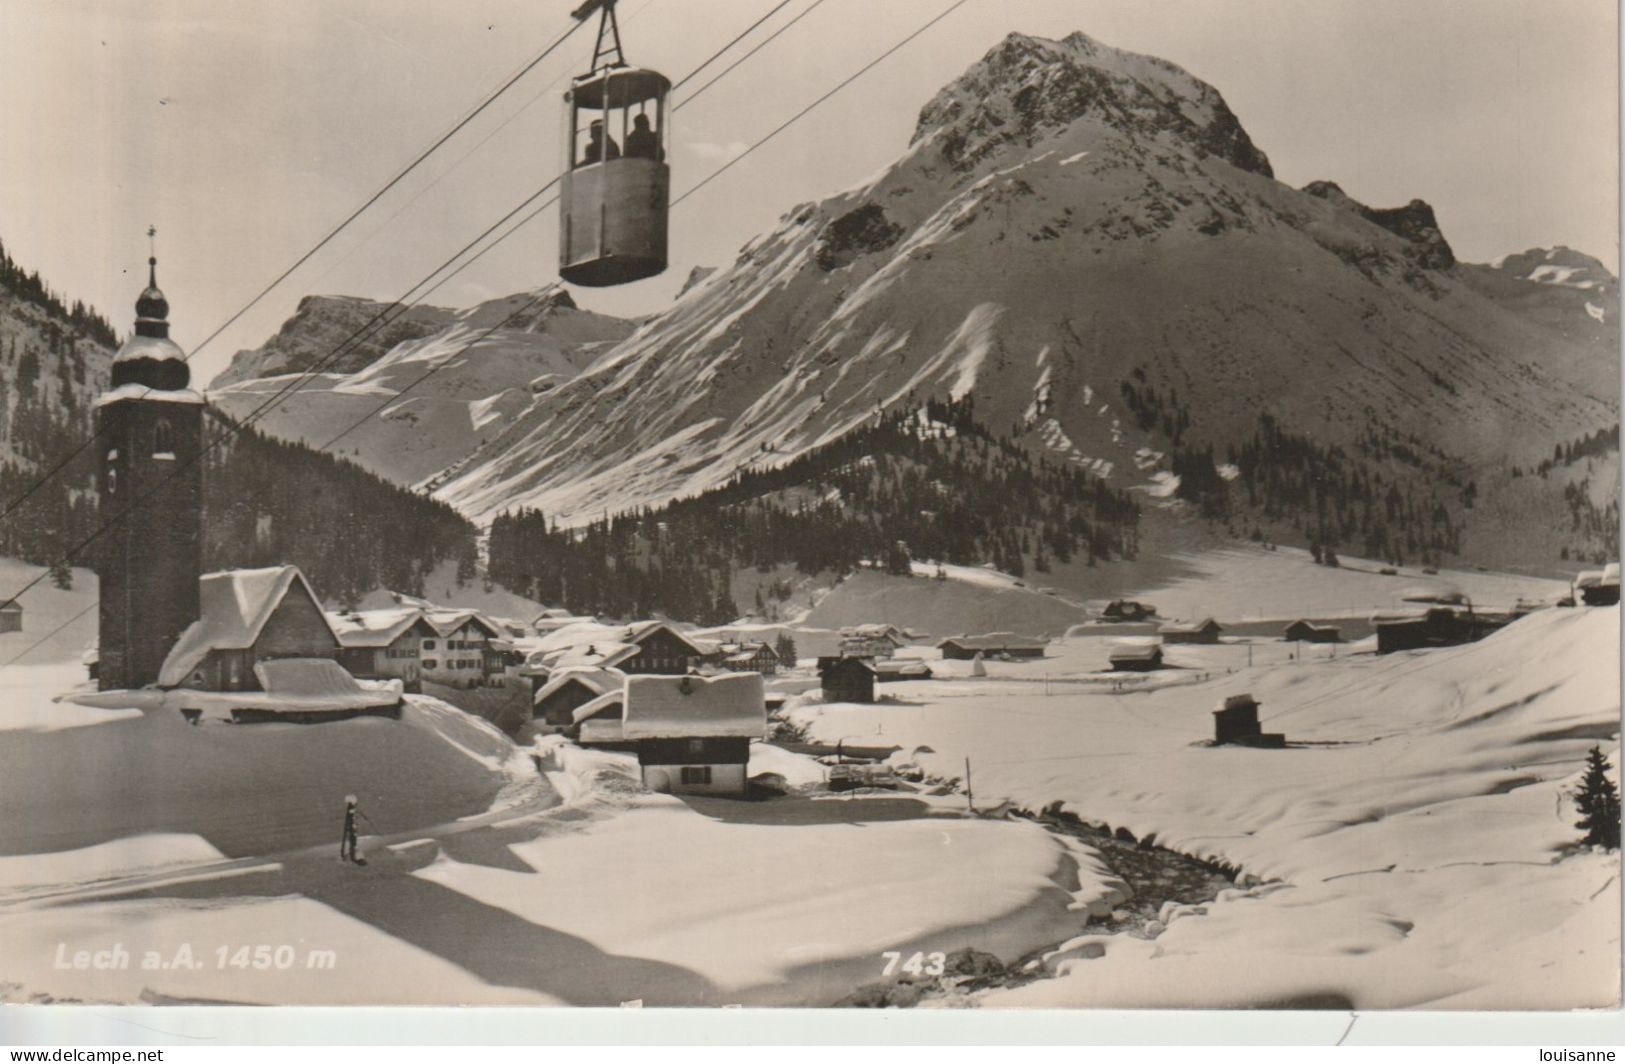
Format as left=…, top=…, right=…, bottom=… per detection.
left=326, top=607, right=431, bottom=647
left=1107, top=640, right=1163, bottom=662
left=545, top=640, right=639, bottom=671
left=159, top=565, right=336, bottom=687
left=572, top=688, right=626, bottom=725
left=534, top=666, right=625, bottom=707
left=621, top=672, right=766, bottom=740
left=624, top=620, right=707, bottom=657
left=424, top=608, right=503, bottom=639
left=1158, top=617, right=1221, bottom=634
left=253, top=658, right=400, bottom=707
left=937, top=632, right=1048, bottom=651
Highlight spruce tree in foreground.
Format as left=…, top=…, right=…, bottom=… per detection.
left=1573, top=746, right=1621, bottom=850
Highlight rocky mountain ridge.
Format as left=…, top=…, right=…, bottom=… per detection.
left=415, top=29, right=1614, bottom=572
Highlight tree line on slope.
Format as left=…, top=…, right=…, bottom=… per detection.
left=203, top=413, right=478, bottom=607
left=1167, top=411, right=1465, bottom=568
left=486, top=397, right=1142, bottom=622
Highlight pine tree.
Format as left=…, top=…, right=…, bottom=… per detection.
left=1573, top=746, right=1621, bottom=850
left=774, top=631, right=798, bottom=666
left=49, top=559, right=72, bottom=590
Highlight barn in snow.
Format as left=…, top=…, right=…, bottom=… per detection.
left=1159, top=618, right=1223, bottom=645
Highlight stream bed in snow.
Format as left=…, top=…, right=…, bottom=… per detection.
left=835, top=804, right=1240, bottom=1007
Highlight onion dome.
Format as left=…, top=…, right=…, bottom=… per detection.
left=111, top=254, right=190, bottom=391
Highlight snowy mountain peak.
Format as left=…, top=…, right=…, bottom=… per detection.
left=912, top=30, right=1272, bottom=179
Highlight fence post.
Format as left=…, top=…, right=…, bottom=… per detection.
left=965, top=757, right=973, bottom=814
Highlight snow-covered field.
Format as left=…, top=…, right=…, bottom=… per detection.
left=1, top=542, right=1616, bottom=1009
left=0, top=668, right=1097, bottom=1006
left=789, top=606, right=1621, bottom=1008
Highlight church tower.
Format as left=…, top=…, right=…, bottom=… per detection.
left=96, top=238, right=204, bottom=690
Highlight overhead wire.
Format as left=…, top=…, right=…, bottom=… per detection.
left=2, top=0, right=977, bottom=666
left=0, top=10, right=590, bottom=526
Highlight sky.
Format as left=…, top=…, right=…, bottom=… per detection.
left=0, top=0, right=1617, bottom=386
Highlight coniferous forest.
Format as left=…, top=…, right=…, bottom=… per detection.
left=486, top=398, right=1142, bottom=622
left=203, top=414, right=479, bottom=607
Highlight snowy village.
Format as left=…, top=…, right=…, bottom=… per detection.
left=0, top=0, right=1620, bottom=1019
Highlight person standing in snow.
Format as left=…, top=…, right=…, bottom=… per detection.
left=339, top=795, right=363, bottom=864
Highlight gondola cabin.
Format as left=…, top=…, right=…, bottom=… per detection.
left=559, top=66, right=670, bottom=286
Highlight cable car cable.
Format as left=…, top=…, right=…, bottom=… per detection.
left=0, top=0, right=826, bottom=622
left=0, top=11, right=590, bottom=526
left=1, top=0, right=966, bottom=647
left=319, top=0, right=972, bottom=449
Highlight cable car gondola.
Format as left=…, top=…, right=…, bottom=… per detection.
left=559, top=0, right=670, bottom=287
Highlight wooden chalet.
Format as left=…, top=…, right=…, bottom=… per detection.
left=159, top=566, right=341, bottom=691
left=328, top=607, right=436, bottom=693
left=1372, top=606, right=1515, bottom=654
left=621, top=621, right=708, bottom=674
left=838, top=624, right=908, bottom=659
left=621, top=672, right=767, bottom=797
left=0, top=599, right=20, bottom=634
left=572, top=688, right=629, bottom=746
left=1107, top=642, right=1164, bottom=672
left=1282, top=620, right=1341, bottom=644
left=1102, top=600, right=1157, bottom=622
left=421, top=609, right=505, bottom=689
left=938, top=633, right=1047, bottom=660
left=820, top=656, right=876, bottom=703
left=1159, top=618, right=1223, bottom=645
left=718, top=641, right=780, bottom=675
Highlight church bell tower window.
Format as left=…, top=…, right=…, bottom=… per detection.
left=153, top=419, right=174, bottom=457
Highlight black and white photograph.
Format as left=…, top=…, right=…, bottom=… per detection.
left=0, top=0, right=1619, bottom=1025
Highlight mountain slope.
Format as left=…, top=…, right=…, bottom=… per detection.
left=209, top=287, right=635, bottom=488
left=432, top=30, right=1617, bottom=573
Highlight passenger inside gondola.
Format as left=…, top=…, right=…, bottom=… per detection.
left=581, top=119, right=620, bottom=165
left=625, top=113, right=662, bottom=161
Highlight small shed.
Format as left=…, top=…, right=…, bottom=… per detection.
left=1579, top=563, right=1621, bottom=607
left=1282, top=620, right=1341, bottom=644
left=820, top=657, right=877, bottom=703
left=0, top=599, right=21, bottom=634
left=622, top=672, right=767, bottom=797
left=1159, top=618, right=1223, bottom=645
left=1107, top=642, right=1164, bottom=672
left=874, top=660, right=933, bottom=683
left=1212, top=693, right=1285, bottom=748
left=533, top=666, right=625, bottom=727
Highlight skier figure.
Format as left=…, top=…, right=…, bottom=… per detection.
left=339, top=794, right=371, bottom=865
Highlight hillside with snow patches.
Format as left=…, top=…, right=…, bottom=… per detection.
left=416, top=29, right=1615, bottom=565
left=208, top=287, right=633, bottom=488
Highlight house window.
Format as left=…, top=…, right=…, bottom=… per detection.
left=423, top=639, right=436, bottom=650
left=680, top=766, right=712, bottom=785
left=153, top=419, right=174, bottom=455
left=424, top=659, right=438, bottom=670
left=686, top=738, right=705, bottom=757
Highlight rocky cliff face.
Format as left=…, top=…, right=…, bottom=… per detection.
left=208, top=286, right=634, bottom=488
